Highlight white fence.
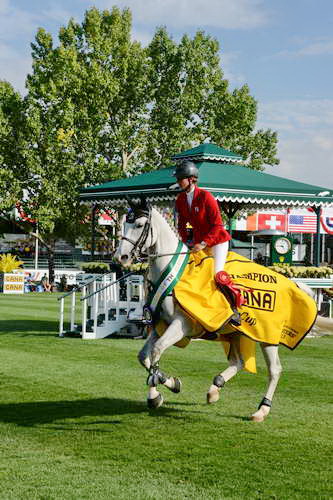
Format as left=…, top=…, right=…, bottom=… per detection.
left=58, top=272, right=145, bottom=339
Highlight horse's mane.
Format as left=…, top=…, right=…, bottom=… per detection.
left=153, top=206, right=179, bottom=237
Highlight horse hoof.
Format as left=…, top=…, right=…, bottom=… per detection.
left=250, top=412, right=265, bottom=422
left=207, top=385, right=220, bottom=404
left=170, top=377, right=182, bottom=393
left=250, top=406, right=270, bottom=422
left=147, top=393, right=164, bottom=409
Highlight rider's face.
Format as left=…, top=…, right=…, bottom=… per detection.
left=177, top=177, right=194, bottom=192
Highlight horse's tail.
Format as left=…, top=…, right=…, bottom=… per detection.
left=314, top=315, right=333, bottom=335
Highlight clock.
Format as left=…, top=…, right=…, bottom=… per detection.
left=274, top=237, right=292, bottom=255
left=270, top=236, right=293, bottom=264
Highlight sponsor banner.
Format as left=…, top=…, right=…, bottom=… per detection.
left=1, top=273, right=25, bottom=294
left=24, top=269, right=118, bottom=286
left=24, top=269, right=83, bottom=286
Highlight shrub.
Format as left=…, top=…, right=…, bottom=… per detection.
left=268, top=263, right=332, bottom=279
left=80, top=262, right=110, bottom=274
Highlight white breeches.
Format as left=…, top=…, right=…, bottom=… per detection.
left=212, top=241, right=229, bottom=274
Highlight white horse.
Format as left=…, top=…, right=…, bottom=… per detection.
left=115, top=197, right=333, bottom=422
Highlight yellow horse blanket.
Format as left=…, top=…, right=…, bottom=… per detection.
left=156, top=251, right=317, bottom=374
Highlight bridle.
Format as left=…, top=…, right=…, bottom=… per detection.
left=120, top=204, right=190, bottom=261
left=120, top=207, right=153, bottom=261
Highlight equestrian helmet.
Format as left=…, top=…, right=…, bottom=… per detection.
left=173, top=160, right=199, bottom=180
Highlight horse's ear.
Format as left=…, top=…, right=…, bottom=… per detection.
left=125, top=195, right=139, bottom=209
left=138, top=194, right=150, bottom=211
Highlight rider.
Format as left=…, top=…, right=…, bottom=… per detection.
left=173, top=160, right=244, bottom=323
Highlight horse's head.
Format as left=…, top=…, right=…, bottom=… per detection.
left=114, top=195, right=153, bottom=267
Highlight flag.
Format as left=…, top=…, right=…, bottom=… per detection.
left=98, top=209, right=116, bottom=226
left=320, top=216, right=333, bottom=235
left=287, top=214, right=317, bottom=233
left=233, top=213, right=257, bottom=231
left=257, top=213, right=286, bottom=231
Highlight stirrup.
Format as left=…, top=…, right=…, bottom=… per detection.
left=229, top=311, right=241, bottom=327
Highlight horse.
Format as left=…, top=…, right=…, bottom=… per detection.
left=115, top=196, right=333, bottom=422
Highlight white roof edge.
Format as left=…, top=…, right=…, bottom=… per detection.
left=174, top=154, right=243, bottom=163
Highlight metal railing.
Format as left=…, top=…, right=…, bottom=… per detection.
left=79, top=271, right=137, bottom=338
left=58, top=271, right=146, bottom=339
left=57, top=272, right=117, bottom=337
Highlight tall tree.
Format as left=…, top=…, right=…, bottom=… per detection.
left=145, top=28, right=278, bottom=170
left=6, top=7, right=151, bottom=282
left=52, top=6, right=151, bottom=175
left=0, top=7, right=279, bottom=284
left=0, top=81, right=26, bottom=211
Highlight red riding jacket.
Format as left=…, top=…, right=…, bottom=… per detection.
left=175, top=186, right=231, bottom=247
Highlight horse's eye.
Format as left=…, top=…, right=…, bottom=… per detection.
left=135, top=222, right=144, bottom=229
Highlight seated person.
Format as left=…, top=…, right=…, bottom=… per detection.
left=24, top=273, right=34, bottom=292
left=41, top=273, right=51, bottom=292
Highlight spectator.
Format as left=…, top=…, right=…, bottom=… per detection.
left=41, top=273, right=51, bottom=292
left=24, top=273, right=33, bottom=292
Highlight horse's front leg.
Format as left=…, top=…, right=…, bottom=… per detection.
left=137, top=329, right=159, bottom=371
left=146, top=315, right=189, bottom=409
left=251, top=343, right=282, bottom=422
left=137, top=329, right=182, bottom=405
left=207, top=336, right=244, bottom=404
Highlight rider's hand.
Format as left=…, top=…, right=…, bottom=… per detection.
left=191, top=242, right=207, bottom=253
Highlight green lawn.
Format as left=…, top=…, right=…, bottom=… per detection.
left=0, top=293, right=332, bottom=500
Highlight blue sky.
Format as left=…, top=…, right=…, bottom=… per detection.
left=1, top=0, right=332, bottom=188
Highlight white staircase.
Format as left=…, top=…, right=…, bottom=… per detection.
left=58, top=272, right=146, bottom=339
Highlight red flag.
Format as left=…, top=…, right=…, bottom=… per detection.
left=257, top=213, right=286, bottom=231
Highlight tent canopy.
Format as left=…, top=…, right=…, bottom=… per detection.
left=80, top=143, right=333, bottom=209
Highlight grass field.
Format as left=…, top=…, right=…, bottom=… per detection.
left=0, top=293, right=332, bottom=500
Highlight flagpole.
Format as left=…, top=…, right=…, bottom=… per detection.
left=34, top=224, right=39, bottom=270
left=250, top=235, right=254, bottom=260
left=310, top=233, right=314, bottom=264
left=322, top=233, right=326, bottom=263
left=314, top=207, right=321, bottom=267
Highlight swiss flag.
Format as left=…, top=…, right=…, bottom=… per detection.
left=258, top=213, right=286, bottom=231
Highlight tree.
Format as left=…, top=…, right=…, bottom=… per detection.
left=0, top=81, right=26, bottom=211
left=0, top=7, right=151, bottom=283
left=51, top=6, right=151, bottom=175
left=0, top=7, right=279, bottom=284
left=145, top=28, right=278, bottom=170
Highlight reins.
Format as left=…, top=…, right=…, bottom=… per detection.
left=146, top=251, right=190, bottom=259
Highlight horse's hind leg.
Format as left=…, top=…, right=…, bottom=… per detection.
left=207, top=338, right=244, bottom=404
left=251, top=343, right=282, bottom=422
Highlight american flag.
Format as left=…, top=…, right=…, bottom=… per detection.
left=287, top=214, right=317, bottom=233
